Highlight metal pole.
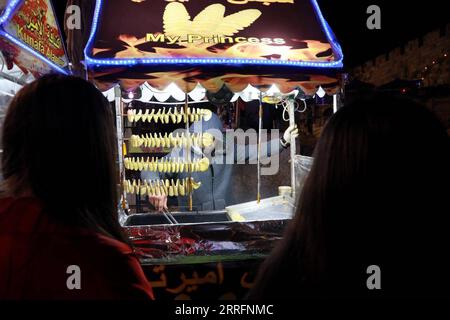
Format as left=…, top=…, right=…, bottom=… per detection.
left=115, top=85, right=128, bottom=220
left=185, top=93, right=193, bottom=211
left=115, top=85, right=124, bottom=176
left=333, top=94, right=338, bottom=114
left=287, top=98, right=297, bottom=199
left=0, top=71, right=27, bottom=86
left=257, top=93, right=263, bottom=203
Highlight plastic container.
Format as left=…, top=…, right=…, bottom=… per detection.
left=294, top=155, right=314, bottom=197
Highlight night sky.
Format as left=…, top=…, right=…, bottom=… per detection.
left=52, top=0, right=449, bottom=69
left=319, top=0, right=449, bottom=67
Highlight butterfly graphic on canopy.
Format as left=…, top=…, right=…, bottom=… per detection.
left=112, top=3, right=262, bottom=58
left=107, top=2, right=332, bottom=62
left=163, top=2, right=262, bottom=38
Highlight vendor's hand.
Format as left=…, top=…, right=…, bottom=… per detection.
left=282, top=125, right=299, bottom=146
left=148, top=195, right=168, bottom=212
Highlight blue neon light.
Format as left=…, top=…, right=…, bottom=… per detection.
left=0, top=0, right=21, bottom=25
left=84, top=0, right=344, bottom=69
left=0, top=0, right=69, bottom=75
left=310, top=0, right=344, bottom=64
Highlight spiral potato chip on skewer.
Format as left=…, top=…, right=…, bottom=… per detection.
left=124, top=156, right=210, bottom=173
left=123, top=178, right=202, bottom=197
left=131, top=131, right=214, bottom=150
left=127, top=108, right=214, bottom=124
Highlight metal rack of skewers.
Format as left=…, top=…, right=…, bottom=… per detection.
left=114, top=88, right=215, bottom=221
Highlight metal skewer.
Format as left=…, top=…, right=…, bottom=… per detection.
left=185, top=94, right=193, bottom=211
left=287, top=97, right=297, bottom=199
left=162, top=208, right=178, bottom=224
left=257, top=92, right=263, bottom=203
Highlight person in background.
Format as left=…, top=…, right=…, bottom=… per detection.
left=248, top=94, right=450, bottom=299
left=0, top=75, right=153, bottom=300
left=142, top=112, right=299, bottom=212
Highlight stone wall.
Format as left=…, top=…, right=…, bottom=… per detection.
left=353, top=24, right=450, bottom=86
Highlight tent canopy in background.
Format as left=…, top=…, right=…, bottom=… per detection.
left=83, top=0, right=344, bottom=95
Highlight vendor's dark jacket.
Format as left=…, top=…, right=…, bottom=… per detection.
left=142, top=138, right=284, bottom=211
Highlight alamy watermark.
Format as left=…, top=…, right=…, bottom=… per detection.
left=66, top=265, right=81, bottom=290
left=367, top=5, right=381, bottom=30
left=65, top=4, right=383, bottom=33
left=168, top=126, right=282, bottom=176
left=66, top=5, right=81, bottom=30
left=366, top=265, right=381, bottom=290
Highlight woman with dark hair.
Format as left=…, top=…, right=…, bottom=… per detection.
left=248, top=94, right=450, bottom=299
left=0, top=75, right=153, bottom=300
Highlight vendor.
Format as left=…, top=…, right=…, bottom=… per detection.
left=141, top=113, right=298, bottom=212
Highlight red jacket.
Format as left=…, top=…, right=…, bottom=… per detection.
left=0, top=197, right=154, bottom=300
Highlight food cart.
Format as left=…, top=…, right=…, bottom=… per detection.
left=76, top=0, right=344, bottom=300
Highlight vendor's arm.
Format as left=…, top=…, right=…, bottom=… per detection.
left=232, top=125, right=298, bottom=163
left=140, top=170, right=169, bottom=212
left=140, top=149, right=182, bottom=212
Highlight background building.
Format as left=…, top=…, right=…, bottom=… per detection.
left=350, top=23, right=450, bottom=133
left=352, top=24, right=450, bottom=87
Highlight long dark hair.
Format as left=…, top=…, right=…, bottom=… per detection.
left=249, top=94, right=450, bottom=299
left=1, top=75, right=127, bottom=243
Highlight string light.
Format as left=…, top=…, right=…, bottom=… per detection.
left=0, top=0, right=21, bottom=24
left=416, top=52, right=448, bottom=84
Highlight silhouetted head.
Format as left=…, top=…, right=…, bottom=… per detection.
left=250, top=93, right=450, bottom=299
left=1, top=74, right=126, bottom=242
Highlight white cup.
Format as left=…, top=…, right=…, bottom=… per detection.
left=278, top=186, right=292, bottom=197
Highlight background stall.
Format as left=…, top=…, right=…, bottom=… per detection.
left=74, top=0, right=344, bottom=300
left=0, top=0, right=69, bottom=77
left=0, top=0, right=69, bottom=178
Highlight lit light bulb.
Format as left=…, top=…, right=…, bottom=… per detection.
left=316, top=86, right=326, bottom=98
left=128, top=92, right=135, bottom=99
